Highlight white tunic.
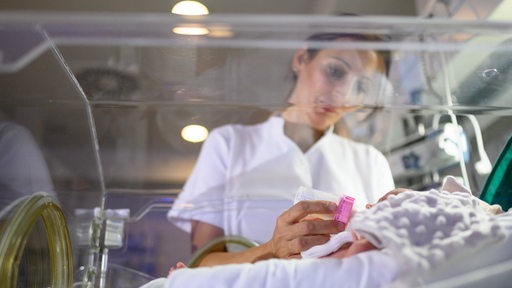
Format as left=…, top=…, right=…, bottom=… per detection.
left=167, top=116, right=394, bottom=244
left=0, top=122, right=55, bottom=210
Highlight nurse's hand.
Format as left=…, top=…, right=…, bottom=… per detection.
left=269, top=200, right=343, bottom=259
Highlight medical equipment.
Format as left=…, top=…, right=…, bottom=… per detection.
left=1, top=10, right=512, bottom=288
left=480, top=135, right=512, bottom=210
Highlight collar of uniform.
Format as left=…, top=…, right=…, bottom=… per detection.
left=269, top=115, right=334, bottom=138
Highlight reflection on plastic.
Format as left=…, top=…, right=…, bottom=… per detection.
left=75, top=208, right=130, bottom=249
left=293, top=186, right=339, bottom=204
left=294, top=186, right=340, bottom=221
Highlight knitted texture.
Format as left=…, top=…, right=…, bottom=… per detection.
left=350, top=189, right=504, bottom=272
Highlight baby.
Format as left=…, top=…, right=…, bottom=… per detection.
left=141, top=176, right=504, bottom=288
left=304, top=177, right=503, bottom=262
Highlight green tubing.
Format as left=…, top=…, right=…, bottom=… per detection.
left=0, top=193, right=73, bottom=288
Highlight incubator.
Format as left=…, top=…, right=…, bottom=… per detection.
left=1, top=10, right=512, bottom=287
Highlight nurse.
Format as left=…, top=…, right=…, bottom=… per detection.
left=167, top=32, right=395, bottom=266
left=0, top=121, right=55, bottom=210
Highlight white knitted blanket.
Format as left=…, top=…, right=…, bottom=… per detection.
left=351, top=188, right=504, bottom=272
left=302, top=176, right=505, bottom=261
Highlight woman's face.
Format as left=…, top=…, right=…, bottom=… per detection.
left=288, top=39, right=380, bottom=130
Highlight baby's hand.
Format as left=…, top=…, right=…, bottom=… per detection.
left=168, top=262, right=187, bottom=276
left=366, top=188, right=409, bottom=209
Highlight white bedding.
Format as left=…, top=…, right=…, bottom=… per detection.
left=142, top=251, right=399, bottom=288
left=141, top=215, right=512, bottom=288
left=416, top=212, right=512, bottom=287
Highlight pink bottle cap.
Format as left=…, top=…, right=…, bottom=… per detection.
left=334, top=195, right=355, bottom=224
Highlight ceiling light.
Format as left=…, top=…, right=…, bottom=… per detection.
left=181, top=124, right=209, bottom=143
left=171, top=1, right=209, bottom=16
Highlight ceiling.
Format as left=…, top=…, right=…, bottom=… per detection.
left=1, top=0, right=510, bottom=191
left=1, top=1, right=508, bottom=21
left=1, top=0, right=417, bottom=15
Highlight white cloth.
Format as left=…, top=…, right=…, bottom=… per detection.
left=301, top=230, right=353, bottom=259
left=141, top=210, right=512, bottom=288
left=351, top=189, right=504, bottom=272
left=139, top=277, right=167, bottom=288
left=442, top=176, right=504, bottom=215
left=160, top=252, right=398, bottom=288
left=416, top=211, right=512, bottom=287
left=168, top=116, right=394, bottom=244
left=0, top=122, right=54, bottom=210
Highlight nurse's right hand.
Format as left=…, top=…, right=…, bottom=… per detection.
left=269, top=200, right=344, bottom=259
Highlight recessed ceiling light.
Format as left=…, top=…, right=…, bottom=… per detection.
left=171, top=1, right=209, bottom=16
left=181, top=124, right=209, bottom=143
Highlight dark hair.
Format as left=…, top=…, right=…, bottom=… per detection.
left=304, top=32, right=391, bottom=76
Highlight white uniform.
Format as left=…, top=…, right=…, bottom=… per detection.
left=0, top=121, right=55, bottom=210
left=167, top=116, right=394, bottom=244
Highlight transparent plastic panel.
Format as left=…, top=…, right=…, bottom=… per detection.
left=0, top=193, right=73, bottom=288
left=1, top=12, right=512, bottom=287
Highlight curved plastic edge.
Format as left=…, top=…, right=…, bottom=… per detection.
left=0, top=193, right=74, bottom=287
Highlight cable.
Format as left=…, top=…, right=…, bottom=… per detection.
left=432, top=114, right=492, bottom=175
left=466, top=115, right=492, bottom=174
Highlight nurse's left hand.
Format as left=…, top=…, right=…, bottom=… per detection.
left=269, top=200, right=344, bottom=259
